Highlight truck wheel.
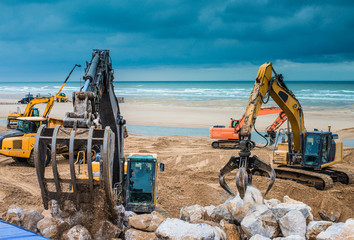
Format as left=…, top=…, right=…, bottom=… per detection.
left=27, top=148, right=51, bottom=167
left=7, top=119, right=11, bottom=129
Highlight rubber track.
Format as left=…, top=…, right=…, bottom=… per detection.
left=274, top=167, right=334, bottom=190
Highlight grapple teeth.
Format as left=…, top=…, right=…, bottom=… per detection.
left=218, top=173, right=235, bottom=196
left=252, top=155, right=276, bottom=197
left=236, top=167, right=249, bottom=199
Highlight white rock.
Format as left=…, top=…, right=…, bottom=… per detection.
left=225, top=186, right=263, bottom=223
left=62, top=225, right=92, bottom=240
left=283, top=196, right=313, bottom=222
left=93, top=220, right=121, bottom=240
left=125, top=228, right=157, bottom=240
left=128, top=211, right=166, bottom=232
left=5, top=205, right=24, bottom=226
left=249, top=234, right=271, bottom=240
left=37, top=217, right=70, bottom=239
left=241, top=205, right=280, bottom=238
left=278, top=210, right=306, bottom=238
left=271, top=203, right=310, bottom=220
left=180, top=204, right=205, bottom=223
left=210, top=204, right=233, bottom=223
left=316, top=218, right=354, bottom=240
left=264, top=198, right=281, bottom=208
left=204, top=205, right=216, bottom=221
left=156, top=218, right=226, bottom=240
left=20, top=209, right=44, bottom=232
left=273, top=235, right=305, bottom=240
left=306, top=221, right=333, bottom=240
left=220, top=220, right=239, bottom=240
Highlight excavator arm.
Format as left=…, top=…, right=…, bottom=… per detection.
left=219, top=62, right=304, bottom=198
left=34, top=50, right=125, bottom=217
left=23, top=98, right=50, bottom=117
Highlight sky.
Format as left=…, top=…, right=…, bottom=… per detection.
left=0, top=0, right=354, bottom=81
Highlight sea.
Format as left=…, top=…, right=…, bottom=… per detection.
left=1, top=80, right=354, bottom=107
left=1, top=80, right=353, bottom=143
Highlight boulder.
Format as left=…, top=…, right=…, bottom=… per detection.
left=62, top=225, right=92, bottom=240
left=203, top=205, right=216, bottom=221
left=20, top=209, right=44, bottom=232
left=125, top=228, right=158, bottom=240
left=264, top=198, right=281, bottom=208
left=273, top=236, right=305, bottom=240
left=271, top=203, right=311, bottom=220
left=127, top=211, right=166, bottom=232
left=93, top=220, right=122, bottom=240
left=156, top=218, right=226, bottom=240
left=210, top=204, right=233, bottom=223
left=60, top=200, right=77, bottom=218
left=37, top=217, right=70, bottom=240
left=220, top=220, right=239, bottom=240
left=180, top=204, right=205, bottom=223
left=5, top=205, right=24, bottom=226
left=318, top=210, right=341, bottom=222
left=283, top=196, right=313, bottom=222
left=316, top=218, right=354, bottom=240
left=249, top=234, right=271, bottom=240
left=306, top=221, right=333, bottom=240
left=225, top=186, right=263, bottom=223
left=241, top=205, right=280, bottom=239
left=278, top=210, right=306, bottom=238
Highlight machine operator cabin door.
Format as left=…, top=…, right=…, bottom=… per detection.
left=128, top=161, right=155, bottom=204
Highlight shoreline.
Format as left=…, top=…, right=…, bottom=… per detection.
left=0, top=96, right=353, bottom=138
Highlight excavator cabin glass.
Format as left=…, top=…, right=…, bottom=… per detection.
left=125, top=154, right=157, bottom=213
left=303, top=132, right=333, bottom=168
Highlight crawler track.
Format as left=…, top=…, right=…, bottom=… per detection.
left=274, top=167, right=334, bottom=190
left=211, top=140, right=255, bottom=149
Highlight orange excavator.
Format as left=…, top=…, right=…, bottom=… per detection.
left=210, top=107, right=287, bottom=149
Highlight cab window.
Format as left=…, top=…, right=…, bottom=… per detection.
left=231, top=120, right=240, bottom=128
left=128, top=162, right=154, bottom=203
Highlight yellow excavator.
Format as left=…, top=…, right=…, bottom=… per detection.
left=219, top=62, right=353, bottom=199
left=7, top=64, right=80, bottom=128
left=0, top=64, right=81, bottom=166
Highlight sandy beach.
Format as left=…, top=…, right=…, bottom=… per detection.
left=1, top=96, right=353, bottom=136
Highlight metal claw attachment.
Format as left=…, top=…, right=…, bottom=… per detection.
left=218, top=140, right=276, bottom=199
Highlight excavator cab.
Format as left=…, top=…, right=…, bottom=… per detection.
left=125, top=153, right=163, bottom=213
left=303, top=131, right=341, bottom=169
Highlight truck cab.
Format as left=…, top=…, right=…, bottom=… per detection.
left=125, top=153, right=164, bottom=213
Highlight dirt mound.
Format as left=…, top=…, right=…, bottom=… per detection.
left=0, top=131, right=353, bottom=223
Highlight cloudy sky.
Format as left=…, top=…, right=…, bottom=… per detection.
left=1, top=0, right=354, bottom=81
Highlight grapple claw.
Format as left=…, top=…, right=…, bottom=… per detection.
left=219, top=154, right=276, bottom=199
left=236, top=167, right=248, bottom=199
left=250, top=155, right=276, bottom=197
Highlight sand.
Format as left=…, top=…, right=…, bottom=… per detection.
left=0, top=126, right=353, bottom=222
left=1, top=97, right=354, bottom=134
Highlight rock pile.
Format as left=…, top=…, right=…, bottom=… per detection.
left=1, top=186, right=353, bottom=239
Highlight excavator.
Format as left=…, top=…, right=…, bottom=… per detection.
left=209, top=106, right=287, bottom=149
left=6, top=64, right=80, bottom=128
left=218, top=62, right=353, bottom=199
left=34, top=50, right=163, bottom=216
left=0, top=64, right=80, bottom=166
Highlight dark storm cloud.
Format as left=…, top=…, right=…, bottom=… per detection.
left=0, top=0, right=354, bottom=80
